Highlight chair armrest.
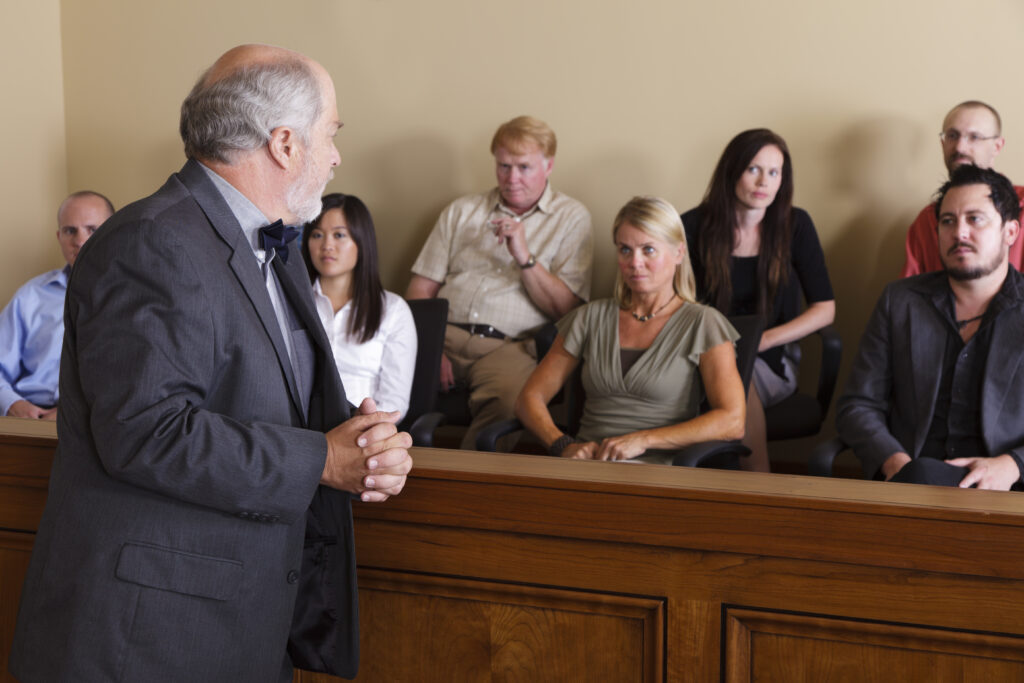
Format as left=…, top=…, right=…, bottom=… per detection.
left=672, top=440, right=751, bottom=468
left=533, top=322, right=558, bottom=361
left=407, top=411, right=447, bottom=448
left=808, top=437, right=847, bottom=477
left=475, top=418, right=526, bottom=452
left=815, top=325, right=843, bottom=417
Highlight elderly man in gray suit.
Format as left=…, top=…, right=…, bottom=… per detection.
left=838, top=164, right=1024, bottom=491
left=9, top=45, right=412, bottom=682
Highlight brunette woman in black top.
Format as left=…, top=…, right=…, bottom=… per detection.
left=682, top=129, right=835, bottom=472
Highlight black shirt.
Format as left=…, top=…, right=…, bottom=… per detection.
left=681, top=206, right=834, bottom=377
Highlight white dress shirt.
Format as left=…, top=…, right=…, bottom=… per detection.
left=313, top=282, right=417, bottom=420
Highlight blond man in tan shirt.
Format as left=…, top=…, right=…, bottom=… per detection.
left=407, top=115, right=593, bottom=449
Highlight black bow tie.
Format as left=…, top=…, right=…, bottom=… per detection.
left=258, top=220, right=301, bottom=264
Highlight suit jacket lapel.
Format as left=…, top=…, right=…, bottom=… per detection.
left=176, top=160, right=306, bottom=422
left=273, top=255, right=351, bottom=428
left=981, top=276, right=1024, bottom=441
left=907, top=283, right=949, bottom=455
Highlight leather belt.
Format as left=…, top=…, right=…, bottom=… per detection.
left=451, top=322, right=508, bottom=340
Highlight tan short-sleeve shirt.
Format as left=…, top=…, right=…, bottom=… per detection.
left=411, top=184, right=593, bottom=338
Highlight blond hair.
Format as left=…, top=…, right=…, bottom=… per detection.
left=490, top=115, right=557, bottom=157
left=612, top=196, right=696, bottom=308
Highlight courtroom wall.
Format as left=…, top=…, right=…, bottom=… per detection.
left=11, top=0, right=1024, bottom=430
left=0, top=0, right=67, bottom=300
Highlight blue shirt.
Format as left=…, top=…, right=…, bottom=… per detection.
left=0, top=267, right=69, bottom=414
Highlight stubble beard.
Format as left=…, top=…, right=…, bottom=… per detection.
left=944, top=243, right=1005, bottom=281
left=287, top=154, right=330, bottom=225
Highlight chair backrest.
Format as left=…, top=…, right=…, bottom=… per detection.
left=401, top=298, right=449, bottom=429
left=727, top=314, right=765, bottom=397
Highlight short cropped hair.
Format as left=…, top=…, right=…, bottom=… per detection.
left=490, top=116, right=557, bottom=158
left=180, top=59, right=323, bottom=163
left=58, top=191, right=115, bottom=222
left=946, top=100, right=1002, bottom=135
left=934, top=164, right=1020, bottom=224
left=612, top=196, right=696, bottom=308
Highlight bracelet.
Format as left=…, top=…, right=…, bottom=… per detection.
left=548, top=434, right=576, bottom=457
left=518, top=254, right=537, bottom=269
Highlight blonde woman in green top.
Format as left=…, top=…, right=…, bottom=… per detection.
left=516, top=196, right=746, bottom=464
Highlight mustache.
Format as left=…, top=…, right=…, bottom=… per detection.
left=948, top=240, right=976, bottom=255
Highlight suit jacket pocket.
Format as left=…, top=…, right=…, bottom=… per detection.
left=115, top=541, right=242, bottom=601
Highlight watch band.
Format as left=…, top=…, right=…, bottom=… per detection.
left=548, top=434, right=576, bottom=457
left=518, top=254, right=537, bottom=269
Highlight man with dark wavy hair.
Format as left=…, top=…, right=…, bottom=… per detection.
left=841, top=165, right=1024, bottom=490
left=10, top=44, right=411, bottom=683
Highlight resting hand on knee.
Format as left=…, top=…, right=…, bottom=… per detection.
left=948, top=454, right=1021, bottom=490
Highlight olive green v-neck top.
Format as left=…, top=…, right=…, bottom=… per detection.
left=557, top=299, right=739, bottom=464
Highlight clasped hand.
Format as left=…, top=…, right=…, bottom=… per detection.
left=322, top=398, right=413, bottom=502
left=490, top=216, right=530, bottom=265
left=7, top=400, right=57, bottom=420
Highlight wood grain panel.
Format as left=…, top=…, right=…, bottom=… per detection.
left=9, top=428, right=1024, bottom=683
left=297, top=571, right=664, bottom=683
left=725, top=608, right=1024, bottom=683
left=1, top=532, right=34, bottom=683
left=349, top=570, right=663, bottom=683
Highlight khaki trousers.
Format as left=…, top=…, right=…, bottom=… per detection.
left=444, top=324, right=538, bottom=450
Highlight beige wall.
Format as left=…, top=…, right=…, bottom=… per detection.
left=17, top=0, right=1024, bottom=441
left=0, top=0, right=67, bottom=298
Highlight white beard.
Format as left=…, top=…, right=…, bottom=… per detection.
left=286, top=154, right=330, bottom=224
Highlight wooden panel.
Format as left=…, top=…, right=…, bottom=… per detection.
left=724, top=608, right=1024, bottom=683
left=9, top=427, right=1024, bottom=683
left=1, top=532, right=35, bottom=683
left=352, top=570, right=662, bottom=683
left=296, top=570, right=663, bottom=683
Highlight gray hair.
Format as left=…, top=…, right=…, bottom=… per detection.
left=179, top=59, right=323, bottom=163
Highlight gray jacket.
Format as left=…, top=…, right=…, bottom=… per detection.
left=837, top=268, right=1024, bottom=480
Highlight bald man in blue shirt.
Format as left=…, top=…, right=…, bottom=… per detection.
left=0, top=191, right=113, bottom=418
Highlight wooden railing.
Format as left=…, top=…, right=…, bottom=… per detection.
left=4, top=417, right=1024, bottom=682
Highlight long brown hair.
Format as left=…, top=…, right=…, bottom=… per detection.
left=695, top=128, right=794, bottom=315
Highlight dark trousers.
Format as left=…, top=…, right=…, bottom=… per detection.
left=889, top=458, right=968, bottom=487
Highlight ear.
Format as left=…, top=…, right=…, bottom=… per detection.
left=267, top=125, right=300, bottom=170
left=675, top=241, right=686, bottom=264
left=1004, top=218, right=1020, bottom=247
left=542, top=156, right=555, bottom=178
left=994, top=136, right=1007, bottom=156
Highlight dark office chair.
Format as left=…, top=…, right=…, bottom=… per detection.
left=765, top=325, right=842, bottom=441
left=672, top=314, right=763, bottom=468
left=398, top=298, right=449, bottom=447
left=807, top=437, right=855, bottom=478
left=476, top=314, right=764, bottom=470
left=414, top=319, right=559, bottom=447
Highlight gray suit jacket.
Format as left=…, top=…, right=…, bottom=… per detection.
left=837, top=269, right=1024, bottom=479
left=10, top=160, right=358, bottom=682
